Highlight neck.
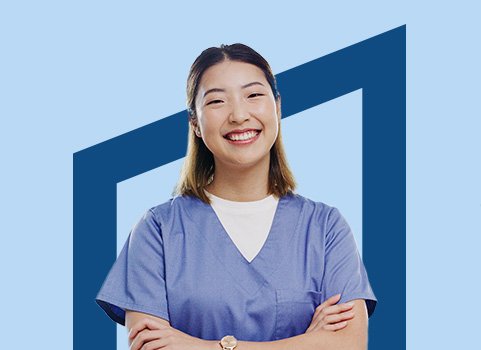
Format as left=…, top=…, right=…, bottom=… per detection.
left=206, top=157, right=270, bottom=202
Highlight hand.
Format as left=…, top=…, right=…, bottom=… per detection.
left=305, top=293, right=355, bottom=333
left=128, top=318, right=212, bottom=350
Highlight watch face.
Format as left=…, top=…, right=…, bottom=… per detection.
left=221, top=335, right=237, bottom=347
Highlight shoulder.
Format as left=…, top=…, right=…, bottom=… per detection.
left=288, top=192, right=339, bottom=222
left=146, top=194, right=200, bottom=228
left=286, top=193, right=348, bottom=243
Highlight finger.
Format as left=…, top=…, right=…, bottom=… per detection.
left=324, top=311, right=355, bottom=324
left=129, top=330, right=151, bottom=350
left=323, top=321, right=348, bottom=332
left=138, top=338, right=164, bottom=350
left=137, top=329, right=174, bottom=350
left=328, top=293, right=342, bottom=301
left=312, top=294, right=341, bottom=319
left=130, top=329, right=146, bottom=350
left=129, top=324, right=148, bottom=346
left=312, top=297, right=348, bottom=323
left=305, top=321, right=321, bottom=333
left=318, top=294, right=341, bottom=310
left=129, top=318, right=168, bottom=341
left=308, top=305, right=346, bottom=333
left=324, top=293, right=341, bottom=305
left=305, top=323, right=315, bottom=333
left=322, top=301, right=355, bottom=316
left=130, top=330, right=161, bottom=350
left=307, top=315, right=347, bottom=334
left=308, top=308, right=354, bottom=333
left=129, top=319, right=152, bottom=340
left=130, top=329, right=170, bottom=350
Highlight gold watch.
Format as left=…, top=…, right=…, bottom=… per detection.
left=220, top=335, right=238, bottom=350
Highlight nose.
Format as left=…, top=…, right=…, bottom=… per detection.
left=228, top=99, right=250, bottom=124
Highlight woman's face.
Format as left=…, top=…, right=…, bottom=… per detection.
left=193, top=60, right=280, bottom=170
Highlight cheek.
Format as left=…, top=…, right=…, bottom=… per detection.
left=199, top=112, right=223, bottom=133
left=244, top=103, right=273, bottom=124
left=261, top=107, right=279, bottom=130
left=251, top=102, right=271, bottom=114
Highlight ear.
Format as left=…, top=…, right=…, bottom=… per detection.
left=275, top=94, right=282, bottom=122
left=190, top=117, right=202, bottom=138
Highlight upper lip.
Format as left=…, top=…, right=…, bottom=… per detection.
left=223, top=128, right=261, bottom=137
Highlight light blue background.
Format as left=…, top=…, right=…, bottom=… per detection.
left=1, top=1, right=479, bottom=349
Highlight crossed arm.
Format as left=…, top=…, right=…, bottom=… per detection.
left=125, top=297, right=368, bottom=350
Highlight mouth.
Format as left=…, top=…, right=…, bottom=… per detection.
left=224, top=129, right=262, bottom=144
left=223, top=129, right=261, bottom=142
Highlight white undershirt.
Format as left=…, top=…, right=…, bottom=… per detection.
left=204, top=189, right=279, bottom=263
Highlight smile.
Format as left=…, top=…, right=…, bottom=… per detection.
left=224, top=130, right=261, bottom=145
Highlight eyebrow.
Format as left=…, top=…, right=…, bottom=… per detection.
left=202, top=81, right=266, bottom=99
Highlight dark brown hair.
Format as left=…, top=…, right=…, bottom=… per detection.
left=173, top=43, right=296, bottom=204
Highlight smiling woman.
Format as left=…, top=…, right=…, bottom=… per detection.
left=95, top=43, right=377, bottom=350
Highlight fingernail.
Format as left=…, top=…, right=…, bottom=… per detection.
left=347, top=302, right=354, bottom=306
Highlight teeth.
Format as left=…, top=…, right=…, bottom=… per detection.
left=227, top=130, right=259, bottom=141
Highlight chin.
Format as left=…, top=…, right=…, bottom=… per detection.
left=228, top=155, right=270, bottom=169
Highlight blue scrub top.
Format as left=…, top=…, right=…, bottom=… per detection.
left=96, top=192, right=377, bottom=341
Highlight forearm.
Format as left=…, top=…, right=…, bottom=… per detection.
left=205, top=330, right=365, bottom=350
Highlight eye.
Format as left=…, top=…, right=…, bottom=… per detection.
left=249, top=93, right=264, bottom=98
left=207, top=99, right=223, bottom=105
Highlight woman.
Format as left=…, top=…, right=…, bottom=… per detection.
left=96, top=43, right=377, bottom=350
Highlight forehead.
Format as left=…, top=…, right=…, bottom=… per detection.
left=199, top=60, right=267, bottom=90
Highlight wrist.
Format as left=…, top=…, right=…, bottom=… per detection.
left=203, top=339, right=220, bottom=350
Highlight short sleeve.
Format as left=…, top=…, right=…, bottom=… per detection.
left=95, top=209, right=170, bottom=326
left=322, top=207, right=377, bottom=317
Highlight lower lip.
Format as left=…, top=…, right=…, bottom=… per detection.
left=224, top=131, right=261, bottom=145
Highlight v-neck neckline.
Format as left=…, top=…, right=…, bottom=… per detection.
left=184, top=192, right=302, bottom=296
left=207, top=193, right=282, bottom=266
